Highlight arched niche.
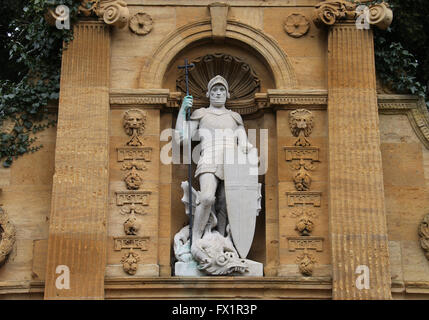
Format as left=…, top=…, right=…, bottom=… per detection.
left=162, top=38, right=276, bottom=115
left=164, top=40, right=279, bottom=269
left=142, top=19, right=296, bottom=90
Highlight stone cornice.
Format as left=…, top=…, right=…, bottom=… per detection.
left=4, top=278, right=429, bottom=298
left=312, top=1, right=393, bottom=30
left=378, top=94, right=429, bottom=150
left=267, top=89, right=328, bottom=110
left=109, top=90, right=429, bottom=149
left=110, top=89, right=171, bottom=108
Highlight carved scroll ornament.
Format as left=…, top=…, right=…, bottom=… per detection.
left=46, top=1, right=130, bottom=28
left=313, top=0, right=356, bottom=27
left=313, top=0, right=393, bottom=30
left=79, top=0, right=130, bottom=28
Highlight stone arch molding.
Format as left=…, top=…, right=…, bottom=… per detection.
left=143, top=19, right=297, bottom=89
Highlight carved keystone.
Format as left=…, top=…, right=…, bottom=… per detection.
left=209, top=2, right=229, bottom=41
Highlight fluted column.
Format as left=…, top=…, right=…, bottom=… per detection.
left=314, top=1, right=393, bottom=299
left=44, top=21, right=111, bottom=299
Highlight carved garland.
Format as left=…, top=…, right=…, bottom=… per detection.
left=0, top=207, right=16, bottom=267
left=419, top=214, right=429, bottom=261
left=286, top=108, right=324, bottom=276
left=113, top=109, right=153, bottom=275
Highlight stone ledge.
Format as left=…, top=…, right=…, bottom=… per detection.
left=2, top=279, right=429, bottom=299
left=105, top=264, right=160, bottom=278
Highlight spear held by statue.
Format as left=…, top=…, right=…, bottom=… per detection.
left=178, top=59, right=195, bottom=247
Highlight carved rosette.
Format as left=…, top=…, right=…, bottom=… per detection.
left=312, top=0, right=393, bottom=30
left=124, top=168, right=143, bottom=190
left=129, top=12, right=153, bottom=36
left=284, top=13, right=310, bottom=38
left=419, top=214, right=429, bottom=260
left=0, top=207, right=16, bottom=267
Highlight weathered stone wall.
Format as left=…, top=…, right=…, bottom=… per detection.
left=0, top=114, right=56, bottom=299
left=0, top=0, right=428, bottom=299
left=379, top=113, right=429, bottom=297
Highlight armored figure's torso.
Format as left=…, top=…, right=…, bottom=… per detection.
left=191, top=107, right=243, bottom=180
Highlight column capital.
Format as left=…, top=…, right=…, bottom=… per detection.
left=312, top=0, right=393, bottom=30
left=46, top=0, right=130, bottom=29
left=80, top=0, right=130, bottom=28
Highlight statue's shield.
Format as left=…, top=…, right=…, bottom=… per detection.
left=224, top=145, right=261, bottom=259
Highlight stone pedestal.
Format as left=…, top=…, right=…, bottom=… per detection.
left=175, top=260, right=263, bottom=277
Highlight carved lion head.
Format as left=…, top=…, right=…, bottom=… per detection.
left=289, top=109, right=314, bottom=137
left=123, top=109, right=147, bottom=136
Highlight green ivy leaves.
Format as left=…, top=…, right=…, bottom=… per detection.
left=0, top=0, right=79, bottom=167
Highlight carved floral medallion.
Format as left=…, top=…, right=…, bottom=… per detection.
left=284, top=13, right=310, bottom=38
left=129, top=12, right=153, bottom=36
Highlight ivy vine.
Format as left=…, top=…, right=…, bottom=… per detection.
left=0, top=1, right=428, bottom=168
left=353, top=0, right=428, bottom=105
left=0, top=0, right=79, bottom=167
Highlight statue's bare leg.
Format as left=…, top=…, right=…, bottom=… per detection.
left=215, top=180, right=227, bottom=236
left=192, top=173, right=218, bottom=248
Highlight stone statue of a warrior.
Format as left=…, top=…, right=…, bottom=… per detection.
left=174, top=75, right=262, bottom=276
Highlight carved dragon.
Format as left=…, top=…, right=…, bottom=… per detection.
left=173, top=181, right=249, bottom=275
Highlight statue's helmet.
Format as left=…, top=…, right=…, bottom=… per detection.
left=206, top=75, right=230, bottom=99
